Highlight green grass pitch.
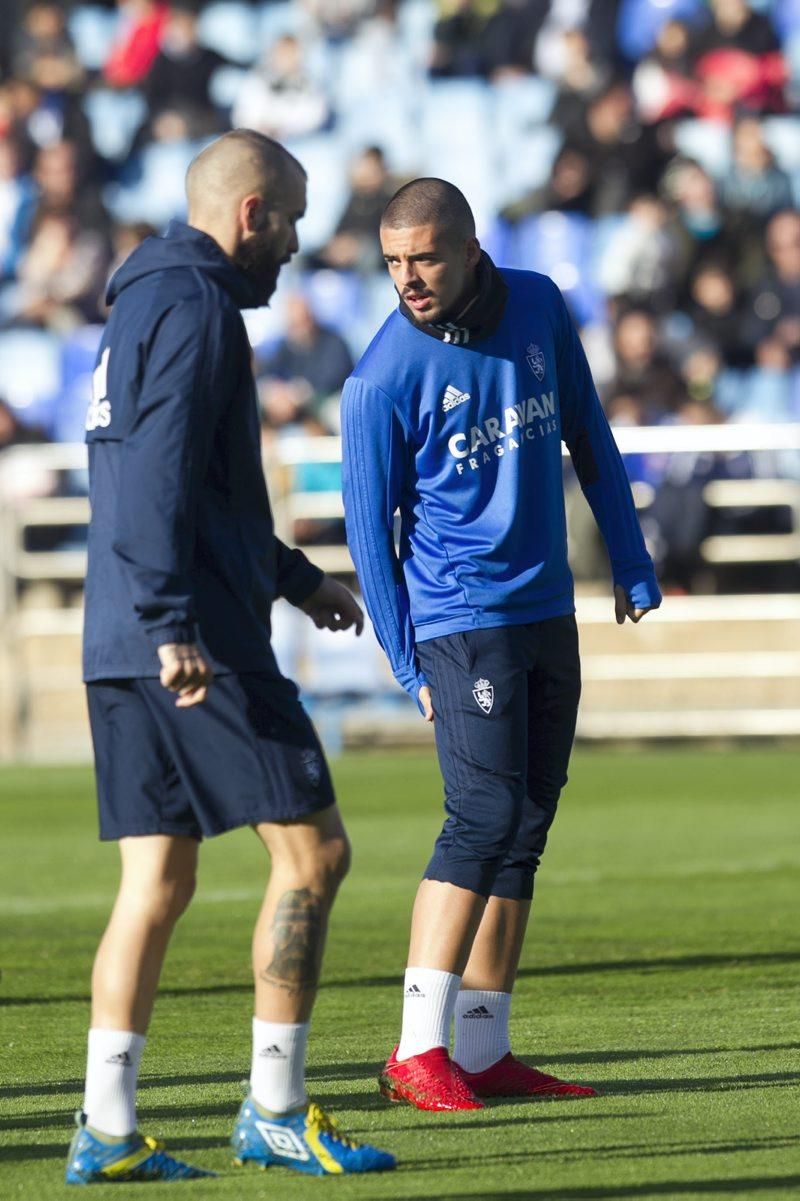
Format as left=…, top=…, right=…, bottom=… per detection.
left=1, top=747, right=799, bottom=1199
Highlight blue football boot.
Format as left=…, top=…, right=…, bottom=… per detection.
left=231, top=1095, right=396, bottom=1176
left=66, top=1112, right=215, bottom=1184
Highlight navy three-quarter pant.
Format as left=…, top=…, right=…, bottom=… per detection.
left=416, top=615, right=581, bottom=900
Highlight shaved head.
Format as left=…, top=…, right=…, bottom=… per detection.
left=380, top=177, right=480, bottom=326
left=381, top=178, right=475, bottom=244
left=185, top=130, right=307, bottom=306
left=186, top=129, right=305, bottom=222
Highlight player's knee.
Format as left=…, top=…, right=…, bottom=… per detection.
left=168, top=872, right=197, bottom=918
left=131, top=872, right=196, bottom=926
left=319, top=832, right=351, bottom=891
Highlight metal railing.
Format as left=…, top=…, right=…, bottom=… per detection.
left=0, top=426, right=798, bottom=756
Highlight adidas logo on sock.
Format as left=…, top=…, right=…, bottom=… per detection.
left=404, top=984, right=425, bottom=998
left=259, top=1044, right=287, bottom=1059
left=462, top=1005, right=494, bottom=1019
left=105, top=1051, right=133, bottom=1065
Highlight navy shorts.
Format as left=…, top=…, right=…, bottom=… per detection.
left=416, top=616, right=581, bottom=901
left=86, top=671, right=335, bottom=841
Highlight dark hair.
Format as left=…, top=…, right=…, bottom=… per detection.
left=381, top=177, right=475, bottom=241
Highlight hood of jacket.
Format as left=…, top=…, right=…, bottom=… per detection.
left=106, top=219, right=262, bottom=310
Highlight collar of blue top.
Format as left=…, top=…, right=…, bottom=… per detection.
left=397, top=250, right=508, bottom=346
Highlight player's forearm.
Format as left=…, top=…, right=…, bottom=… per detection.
left=274, top=538, right=324, bottom=605
left=577, top=422, right=661, bottom=607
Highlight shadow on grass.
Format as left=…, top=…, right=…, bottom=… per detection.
left=419, top=1133, right=799, bottom=1170
left=376, top=1111, right=649, bottom=1133
left=387, top=1179, right=800, bottom=1199
left=537, top=1042, right=800, bottom=1067
left=3, top=949, right=799, bottom=1011
left=4, top=1057, right=797, bottom=1118
left=585, top=1069, right=798, bottom=1098
left=0, top=1134, right=230, bottom=1164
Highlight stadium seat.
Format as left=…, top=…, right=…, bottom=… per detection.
left=673, top=120, right=732, bottom=179
left=616, top=0, right=706, bottom=62
left=770, top=0, right=800, bottom=40
left=494, top=125, right=563, bottom=210
left=242, top=286, right=290, bottom=353
left=396, top=0, right=437, bottom=64
left=208, top=65, right=249, bottom=111
left=82, top=88, right=148, bottom=163
left=491, top=76, right=557, bottom=135
left=761, top=116, right=800, bottom=173
left=67, top=4, right=119, bottom=71
left=52, top=326, right=104, bottom=445
left=104, top=140, right=206, bottom=226
left=587, top=214, right=630, bottom=294
left=717, top=367, right=799, bottom=423
left=197, top=2, right=262, bottom=64
left=509, top=212, right=603, bottom=326
left=0, top=330, right=62, bottom=431
left=338, top=94, right=420, bottom=174
left=258, top=0, right=307, bottom=42
left=479, top=218, right=516, bottom=270
left=282, top=136, right=348, bottom=251
left=360, top=274, right=400, bottom=342
left=299, top=270, right=365, bottom=347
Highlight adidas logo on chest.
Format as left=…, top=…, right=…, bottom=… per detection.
left=442, top=384, right=471, bottom=413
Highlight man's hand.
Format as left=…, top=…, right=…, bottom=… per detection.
left=418, top=684, right=434, bottom=723
left=300, top=576, right=364, bottom=634
left=157, top=643, right=213, bottom=707
left=614, top=584, right=659, bottom=625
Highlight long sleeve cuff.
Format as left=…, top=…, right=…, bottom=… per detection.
left=146, top=621, right=198, bottom=648
left=613, top=567, right=662, bottom=610
left=277, top=547, right=324, bottom=606
left=393, top=664, right=429, bottom=708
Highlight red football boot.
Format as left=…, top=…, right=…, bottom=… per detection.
left=378, top=1046, right=484, bottom=1111
left=456, top=1053, right=597, bottom=1099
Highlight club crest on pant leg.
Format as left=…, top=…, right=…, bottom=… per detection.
left=472, top=678, right=494, bottom=714
left=300, top=748, right=322, bottom=787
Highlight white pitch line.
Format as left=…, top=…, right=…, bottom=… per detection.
left=3, top=856, right=799, bottom=916
left=0, top=887, right=263, bottom=916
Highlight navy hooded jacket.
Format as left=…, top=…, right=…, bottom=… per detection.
left=82, top=220, right=322, bottom=682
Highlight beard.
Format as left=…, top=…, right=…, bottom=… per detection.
left=234, top=234, right=282, bottom=306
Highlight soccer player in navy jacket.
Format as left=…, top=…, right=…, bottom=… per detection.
left=67, top=131, right=394, bottom=1183
left=341, top=178, right=661, bottom=1111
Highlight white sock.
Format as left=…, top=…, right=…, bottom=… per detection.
left=250, top=1018, right=309, bottom=1114
left=83, top=1029, right=145, bottom=1137
left=453, top=989, right=512, bottom=1073
left=397, top=967, right=461, bottom=1061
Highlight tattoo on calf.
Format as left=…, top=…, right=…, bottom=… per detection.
left=259, top=887, right=324, bottom=995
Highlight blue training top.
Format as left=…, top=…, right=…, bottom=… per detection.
left=82, top=220, right=322, bottom=682
left=341, top=268, right=661, bottom=702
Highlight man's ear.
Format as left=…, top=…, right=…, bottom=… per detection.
left=240, top=193, right=263, bottom=234
left=466, top=237, right=481, bottom=267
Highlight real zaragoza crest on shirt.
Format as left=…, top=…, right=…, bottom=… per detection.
left=526, top=343, right=546, bottom=382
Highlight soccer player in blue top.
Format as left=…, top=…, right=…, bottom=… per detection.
left=66, top=131, right=394, bottom=1182
left=341, top=178, right=661, bottom=1111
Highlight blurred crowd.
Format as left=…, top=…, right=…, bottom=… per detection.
left=0, top=0, right=798, bottom=592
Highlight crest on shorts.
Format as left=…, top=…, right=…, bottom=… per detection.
left=526, top=343, right=546, bottom=381
left=472, top=678, right=494, bottom=714
left=300, top=748, right=322, bottom=787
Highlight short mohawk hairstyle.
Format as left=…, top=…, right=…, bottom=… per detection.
left=381, top=178, right=475, bottom=241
